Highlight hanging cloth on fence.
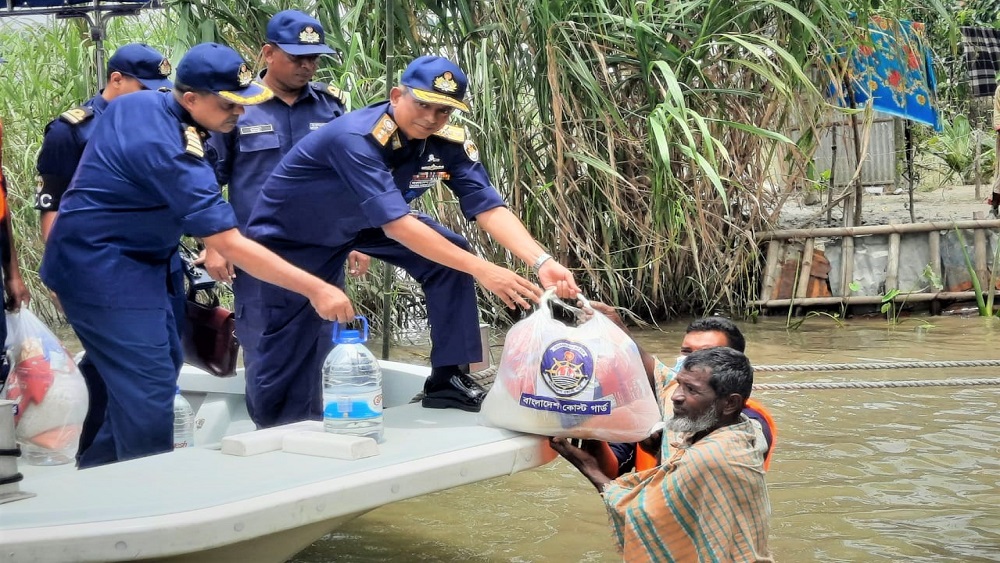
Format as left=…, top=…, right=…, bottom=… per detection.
left=960, top=26, right=1000, bottom=98
left=836, top=17, right=939, bottom=131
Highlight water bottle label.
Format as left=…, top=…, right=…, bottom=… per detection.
left=174, top=439, right=193, bottom=449
left=324, top=391, right=383, bottom=420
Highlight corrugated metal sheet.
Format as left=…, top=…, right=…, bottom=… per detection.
left=811, top=117, right=899, bottom=188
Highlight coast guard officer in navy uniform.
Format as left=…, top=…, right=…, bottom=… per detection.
left=35, top=43, right=173, bottom=241
left=41, top=42, right=354, bottom=468
left=245, top=56, right=579, bottom=425
left=33, top=42, right=172, bottom=466
left=203, top=11, right=369, bottom=425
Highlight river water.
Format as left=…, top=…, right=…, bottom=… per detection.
left=290, top=314, right=1000, bottom=562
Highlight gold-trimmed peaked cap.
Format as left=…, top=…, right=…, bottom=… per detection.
left=176, top=43, right=273, bottom=105
left=107, top=43, right=173, bottom=91
left=266, top=10, right=335, bottom=56
left=401, top=56, right=470, bottom=112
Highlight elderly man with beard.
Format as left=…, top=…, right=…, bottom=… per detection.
left=550, top=347, right=773, bottom=562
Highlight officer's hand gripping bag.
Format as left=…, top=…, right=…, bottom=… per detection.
left=479, top=291, right=660, bottom=442
left=0, top=308, right=88, bottom=465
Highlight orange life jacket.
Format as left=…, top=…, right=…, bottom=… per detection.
left=744, top=398, right=777, bottom=471
left=634, top=394, right=778, bottom=472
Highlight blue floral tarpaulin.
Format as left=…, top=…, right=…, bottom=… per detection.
left=835, top=17, right=940, bottom=131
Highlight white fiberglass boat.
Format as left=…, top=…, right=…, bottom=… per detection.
left=0, top=361, right=556, bottom=563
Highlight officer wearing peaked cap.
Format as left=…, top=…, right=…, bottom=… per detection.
left=204, top=13, right=368, bottom=427
left=34, top=43, right=170, bottom=465
left=41, top=42, right=354, bottom=469
left=244, top=56, right=579, bottom=424
left=36, top=43, right=173, bottom=242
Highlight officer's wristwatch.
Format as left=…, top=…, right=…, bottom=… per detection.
left=532, top=252, right=553, bottom=273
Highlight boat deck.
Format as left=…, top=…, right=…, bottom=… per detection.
left=2, top=396, right=553, bottom=562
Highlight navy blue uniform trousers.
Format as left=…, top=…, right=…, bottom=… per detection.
left=65, top=286, right=185, bottom=469
left=245, top=213, right=483, bottom=428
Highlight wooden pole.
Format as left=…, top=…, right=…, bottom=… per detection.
left=846, top=81, right=864, bottom=227
left=906, top=120, right=915, bottom=223
left=886, top=231, right=900, bottom=291
left=828, top=122, right=839, bottom=225
left=974, top=213, right=988, bottom=289
left=973, top=101, right=982, bottom=201
left=760, top=240, right=782, bottom=302
left=756, top=219, right=1000, bottom=241
left=380, top=0, right=395, bottom=360
left=928, top=230, right=942, bottom=285
left=893, top=117, right=902, bottom=198
left=840, top=235, right=855, bottom=299
left=753, top=291, right=981, bottom=308
left=794, top=238, right=815, bottom=300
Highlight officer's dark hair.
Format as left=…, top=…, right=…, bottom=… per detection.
left=685, top=317, right=745, bottom=353
left=683, top=347, right=753, bottom=400
left=172, top=81, right=210, bottom=95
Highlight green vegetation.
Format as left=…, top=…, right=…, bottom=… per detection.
left=0, top=0, right=991, bottom=337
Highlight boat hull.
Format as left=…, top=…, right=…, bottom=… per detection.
left=1, top=361, right=556, bottom=562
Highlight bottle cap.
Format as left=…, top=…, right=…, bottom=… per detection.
left=335, top=329, right=363, bottom=344
left=332, top=316, right=369, bottom=344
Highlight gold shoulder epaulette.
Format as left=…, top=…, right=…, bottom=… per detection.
left=182, top=126, right=205, bottom=159
left=59, top=106, right=95, bottom=125
left=369, top=114, right=398, bottom=147
left=312, top=82, right=346, bottom=104
left=433, top=124, right=466, bottom=144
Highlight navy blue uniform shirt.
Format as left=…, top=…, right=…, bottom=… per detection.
left=208, top=80, right=346, bottom=228
left=35, top=94, right=109, bottom=212
left=247, top=101, right=504, bottom=250
left=41, top=90, right=237, bottom=308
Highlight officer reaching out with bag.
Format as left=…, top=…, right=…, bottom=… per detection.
left=242, top=56, right=578, bottom=427
left=41, top=43, right=353, bottom=468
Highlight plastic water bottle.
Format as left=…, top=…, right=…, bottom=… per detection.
left=173, top=387, right=195, bottom=449
left=322, top=316, right=384, bottom=443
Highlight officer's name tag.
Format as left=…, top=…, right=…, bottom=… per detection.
left=309, top=122, right=325, bottom=131
left=240, top=124, right=275, bottom=135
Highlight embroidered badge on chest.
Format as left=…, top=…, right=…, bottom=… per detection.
left=409, top=171, right=450, bottom=191
left=421, top=153, right=445, bottom=171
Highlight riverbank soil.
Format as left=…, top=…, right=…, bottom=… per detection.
left=778, top=182, right=991, bottom=229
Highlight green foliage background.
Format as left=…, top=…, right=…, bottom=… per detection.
left=0, top=0, right=995, bottom=337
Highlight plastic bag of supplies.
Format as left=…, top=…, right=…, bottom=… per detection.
left=1, top=308, right=88, bottom=465
left=480, top=290, right=661, bottom=442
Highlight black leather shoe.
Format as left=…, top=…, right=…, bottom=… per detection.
left=421, top=372, right=486, bottom=413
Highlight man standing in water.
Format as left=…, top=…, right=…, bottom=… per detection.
left=550, top=347, right=773, bottom=562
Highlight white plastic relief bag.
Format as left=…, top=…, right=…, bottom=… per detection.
left=1, top=308, right=88, bottom=465
left=480, top=291, right=661, bottom=442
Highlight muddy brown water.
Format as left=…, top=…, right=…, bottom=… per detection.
left=289, top=314, right=1000, bottom=562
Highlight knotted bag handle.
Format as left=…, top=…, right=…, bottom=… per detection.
left=539, top=288, right=592, bottom=323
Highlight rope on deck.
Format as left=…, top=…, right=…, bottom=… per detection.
left=754, top=359, right=1000, bottom=372
left=753, top=378, right=1000, bottom=391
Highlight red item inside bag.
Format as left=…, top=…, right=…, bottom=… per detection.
left=480, top=291, right=661, bottom=442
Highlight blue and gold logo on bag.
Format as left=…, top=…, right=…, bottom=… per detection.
left=539, top=340, right=594, bottom=397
